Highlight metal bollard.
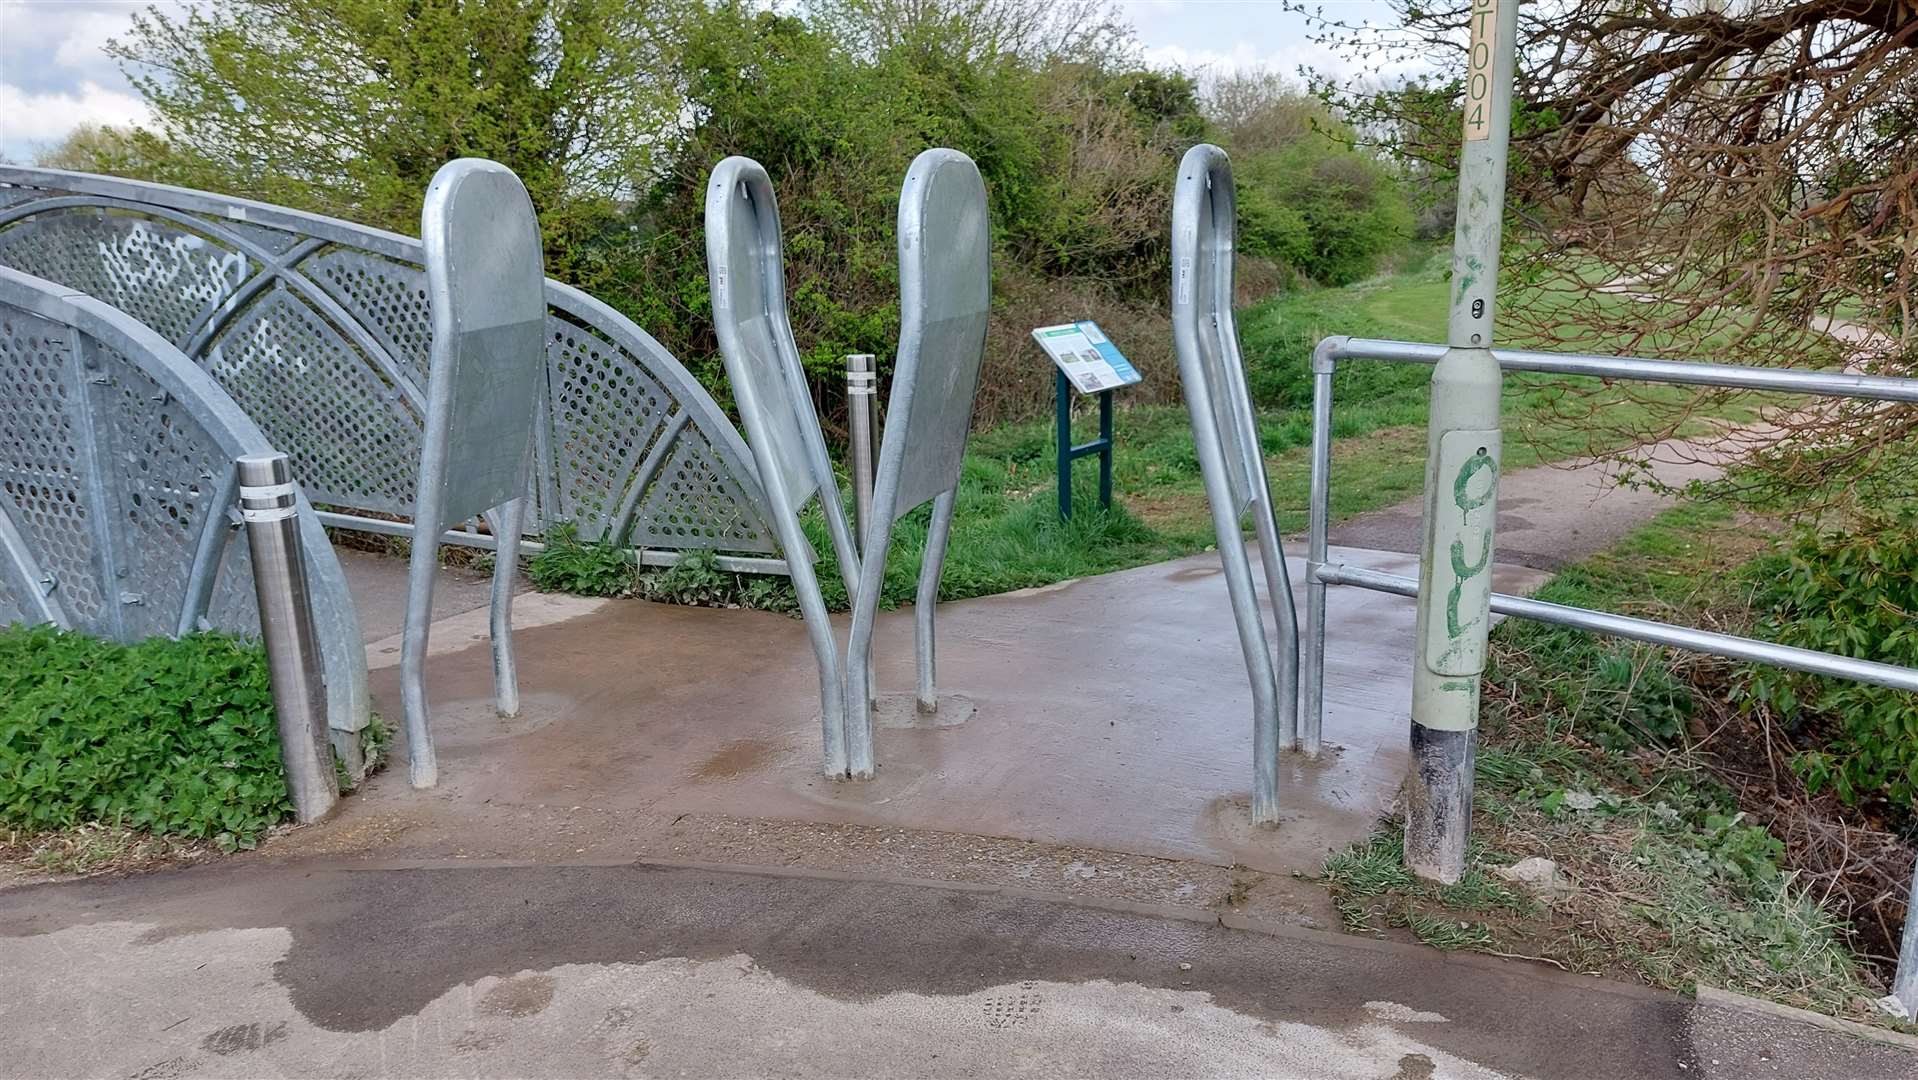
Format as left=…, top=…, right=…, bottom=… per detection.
left=846, top=354, right=877, bottom=549
left=236, top=453, right=340, bottom=823
left=1895, top=860, right=1918, bottom=1017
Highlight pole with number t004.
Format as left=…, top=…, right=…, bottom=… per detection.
left=1405, top=0, right=1520, bottom=883
left=236, top=452, right=340, bottom=824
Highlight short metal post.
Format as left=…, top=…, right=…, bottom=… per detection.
left=1301, top=343, right=1338, bottom=754
left=1055, top=368, right=1073, bottom=519
left=1894, top=860, right=1918, bottom=1016
left=1405, top=0, right=1519, bottom=883
left=847, top=354, right=877, bottom=547
left=236, top=453, right=339, bottom=824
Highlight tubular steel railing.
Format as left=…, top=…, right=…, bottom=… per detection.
left=1302, top=333, right=1918, bottom=1011
left=0, top=166, right=782, bottom=574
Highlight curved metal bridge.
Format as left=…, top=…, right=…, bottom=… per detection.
left=0, top=167, right=780, bottom=571
left=0, top=265, right=368, bottom=752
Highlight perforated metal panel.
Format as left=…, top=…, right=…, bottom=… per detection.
left=0, top=266, right=368, bottom=737
left=0, top=167, right=778, bottom=564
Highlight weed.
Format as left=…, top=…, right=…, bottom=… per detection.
left=0, top=823, right=216, bottom=877
left=526, top=522, right=637, bottom=597
left=0, top=626, right=290, bottom=848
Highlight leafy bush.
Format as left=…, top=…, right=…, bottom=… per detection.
left=0, top=627, right=291, bottom=846
left=1737, top=514, right=1918, bottom=810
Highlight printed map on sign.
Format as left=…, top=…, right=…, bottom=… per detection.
left=1031, top=321, right=1142, bottom=395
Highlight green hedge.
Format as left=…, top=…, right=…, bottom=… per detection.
left=1738, top=514, right=1918, bottom=810
left=0, top=626, right=292, bottom=846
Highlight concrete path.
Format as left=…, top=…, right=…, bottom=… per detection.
left=316, top=546, right=1549, bottom=889
left=4, top=860, right=1912, bottom=1079
left=336, top=548, right=508, bottom=644
left=1327, top=440, right=1724, bottom=570
left=1333, top=304, right=1906, bottom=571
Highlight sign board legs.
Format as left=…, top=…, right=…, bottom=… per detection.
left=1054, top=374, right=1115, bottom=520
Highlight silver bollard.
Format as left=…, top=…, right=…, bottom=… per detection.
left=1894, top=860, right=1918, bottom=1017
left=236, top=452, right=340, bottom=823
left=847, top=354, right=877, bottom=549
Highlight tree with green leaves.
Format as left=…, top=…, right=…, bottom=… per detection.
left=109, top=0, right=690, bottom=286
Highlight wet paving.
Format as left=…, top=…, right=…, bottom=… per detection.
left=334, top=545, right=1550, bottom=877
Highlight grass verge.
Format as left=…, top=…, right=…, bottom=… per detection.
left=1319, top=501, right=1911, bottom=1027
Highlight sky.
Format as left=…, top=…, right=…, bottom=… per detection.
left=0, top=0, right=1408, bottom=163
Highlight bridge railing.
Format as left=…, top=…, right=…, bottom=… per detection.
left=0, top=167, right=783, bottom=574
left=0, top=266, right=369, bottom=759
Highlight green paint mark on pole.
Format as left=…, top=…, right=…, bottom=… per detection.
left=1405, top=0, right=1521, bottom=885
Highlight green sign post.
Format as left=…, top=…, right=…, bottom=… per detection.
left=1032, top=321, right=1140, bottom=519
left=1405, top=0, right=1521, bottom=883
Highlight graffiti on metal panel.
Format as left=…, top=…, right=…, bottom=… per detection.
left=1444, top=447, right=1497, bottom=643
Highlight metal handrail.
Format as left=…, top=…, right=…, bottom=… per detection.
left=1303, top=335, right=1918, bottom=736
left=1303, top=333, right=1918, bottom=1013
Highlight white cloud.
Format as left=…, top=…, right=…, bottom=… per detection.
left=1137, top=39, right=1364, bottom=82
left=51, top=10, right=139, bottom=72
left=0, top=80, right=152, bottom=151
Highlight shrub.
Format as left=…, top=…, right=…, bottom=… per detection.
left=0, top=627, right=290, bottom=846
left=1737, top=513, right=1918, bottom=811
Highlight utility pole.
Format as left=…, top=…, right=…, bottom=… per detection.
left=1406, top=0, right=1520, bottom=883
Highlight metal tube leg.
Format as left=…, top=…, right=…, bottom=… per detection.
left=844, top=508, right=896, bottom=779
left=1182, top=393, right=1282, bottom=823
left=236, top=454, right=339, bottom=823
left=788, top=544, right=849, bottom=778
left=399, top=506, right=443, bottom=789
left=1249, top=503, right=1299, bottom=755
left=1222, top=529, right=1281, bottom=825
left=483, top=499, right=525, bottom=718
left=1302, top=360, right=1336, bottom=754
left=915, top=488, right=956, bottom=712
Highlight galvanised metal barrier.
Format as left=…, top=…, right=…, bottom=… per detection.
left=0, top=167, right=782, bottom=573
left=0, top=265, right=369, bottom=765
left=1301, top=333, right=1918, bottom=1012
left=1170, top=143, right=1300, bottom=825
